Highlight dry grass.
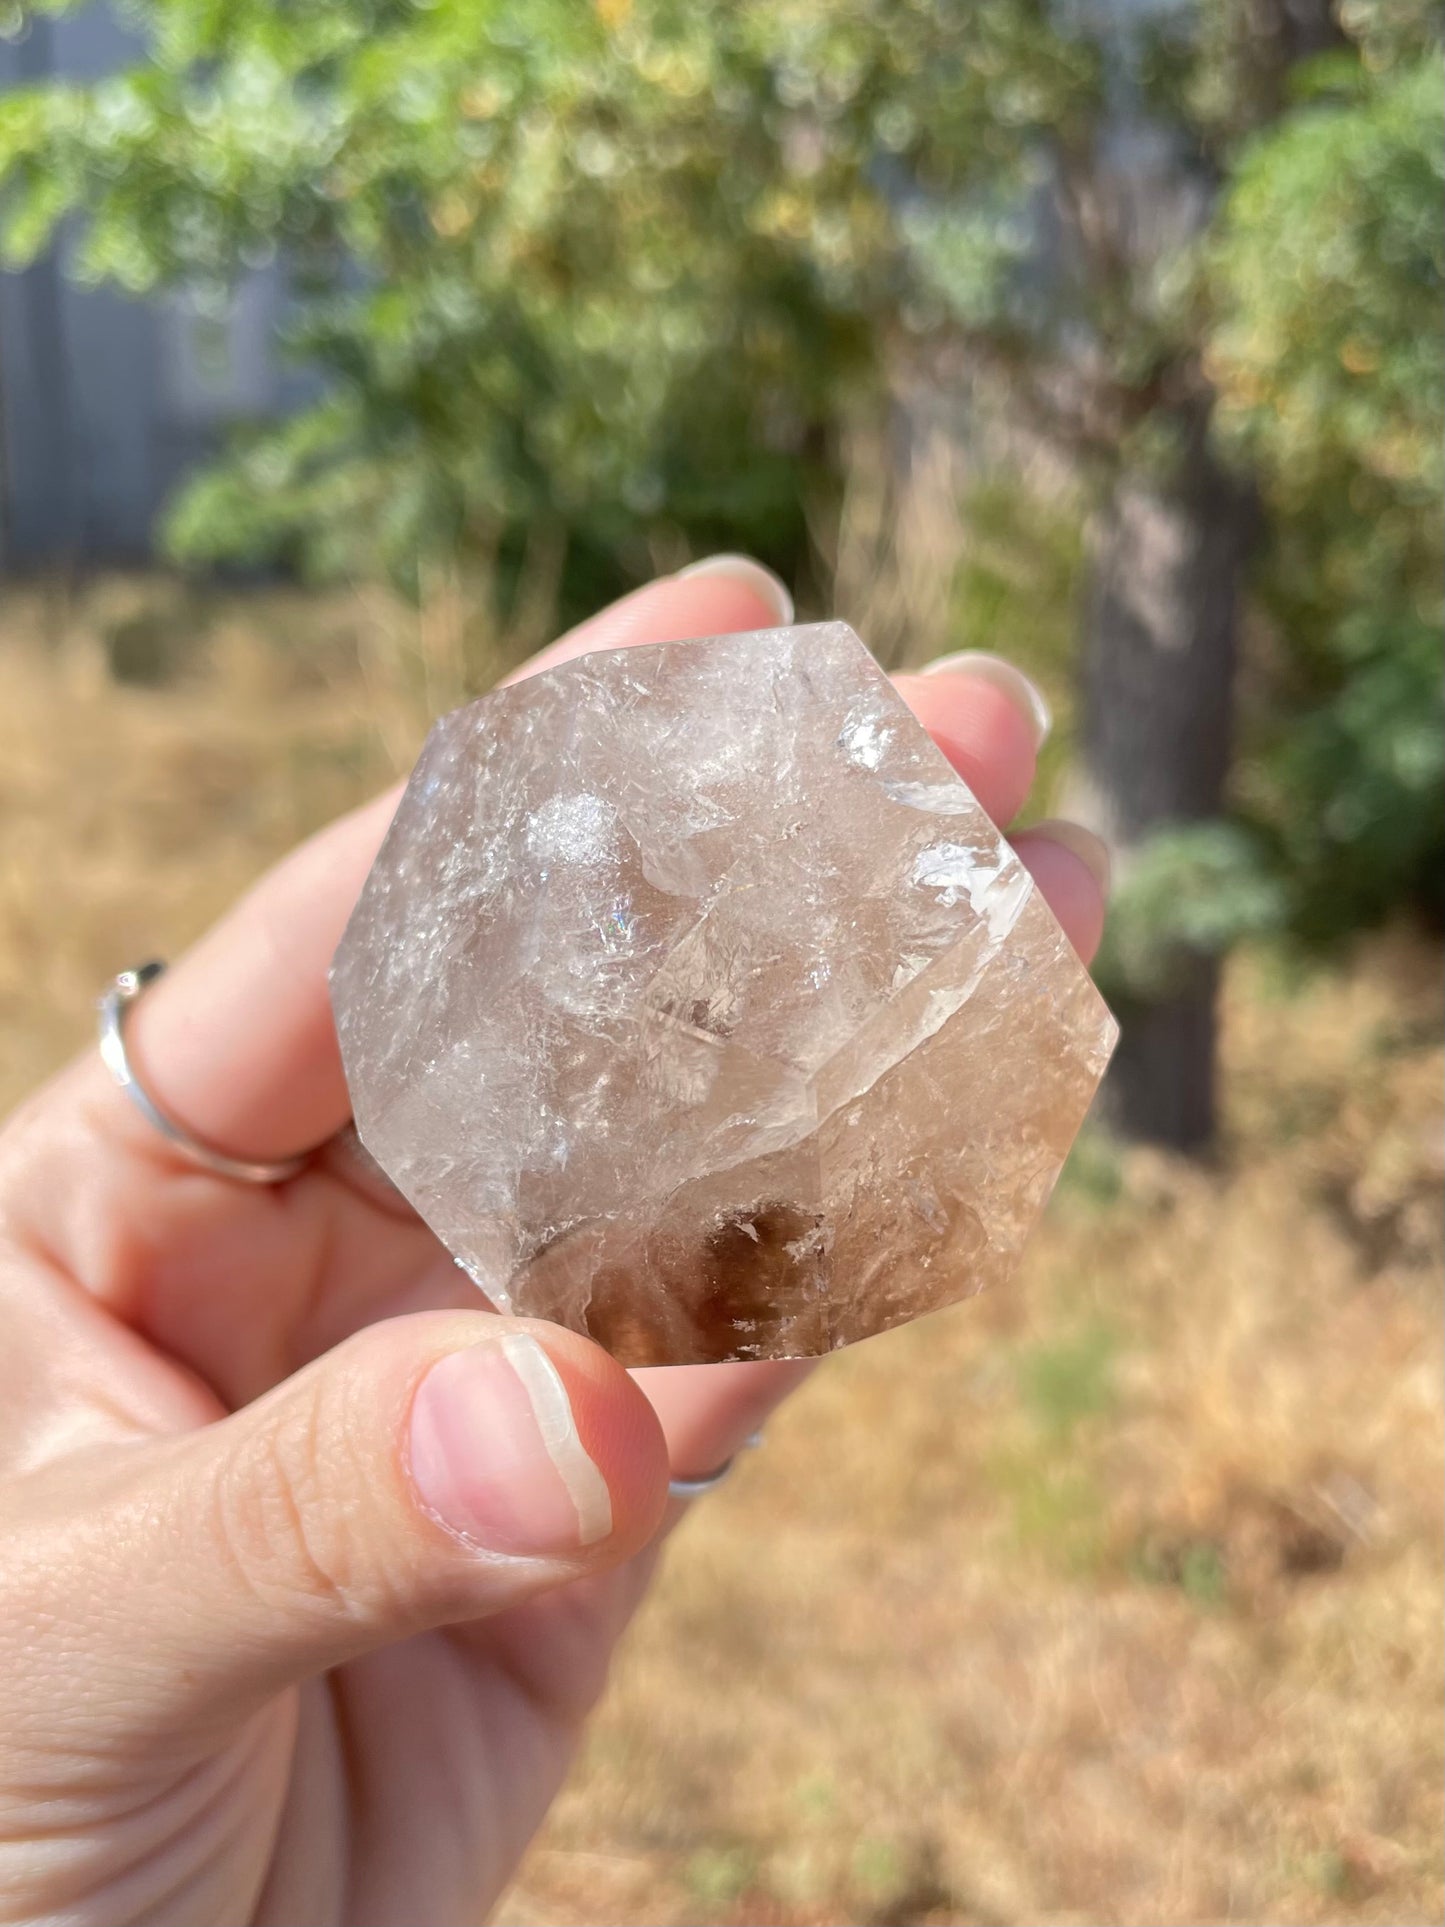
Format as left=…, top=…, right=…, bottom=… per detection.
left=1, top=577, right=1440, bottom=1927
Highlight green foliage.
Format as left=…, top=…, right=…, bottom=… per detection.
left=0, top=0, right=1437, bottom=960
left=0, top=0, right=1095, bottom=613
left=1209, top=51, right=1445, bottom=941
left=941, top=474, right=1087, bottom=810
left=685, top=1844, right=756, bottom=1909
left=988, top=1444, right=1108, bottom=1574
left=1099, top=822, right=1291, bottom=998
left=1131, top=1532, right=1228, bottom=1609
left=1057, top=1124, right=1126, bottom=1209
left=950, top=478, right=1084, bottom=688
left=1210, top=56, right=1442, bottom=499
left=1015, top=1320, right=1117, bottom=1442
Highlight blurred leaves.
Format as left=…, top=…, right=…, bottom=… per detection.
left=0, top=0, right=1438, bottom=956
left=1208, top=49, right=1444, bottom=943
left=1015, top=1320, right=1117, bottom=1442
left=1209, top=55, right=1442, bottom=503
left=0, top=0, right=1095, bottom=610
left=1101, top=824, right=1291, bottom=999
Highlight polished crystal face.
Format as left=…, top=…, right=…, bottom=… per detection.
left=331, top=623, right=1117, bottom=1365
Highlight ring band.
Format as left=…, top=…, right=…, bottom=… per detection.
left=98, top=962, right=310, bottom=1185
left=668, top=1431, right=764, bottom=1502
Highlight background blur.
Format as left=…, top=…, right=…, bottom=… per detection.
left=1, top=2, right=1441, bottom=1921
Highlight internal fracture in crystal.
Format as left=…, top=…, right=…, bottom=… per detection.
left=331, top=623, right=1117, bottom=1365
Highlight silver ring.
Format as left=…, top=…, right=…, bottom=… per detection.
left=668, top=1431, right=763, bottom=1502
left=97, top=961, right=310, bottom=1185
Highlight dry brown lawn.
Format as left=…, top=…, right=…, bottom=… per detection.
left=2, top=577, right=1440, bottom=1927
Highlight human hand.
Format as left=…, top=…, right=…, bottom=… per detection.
left=0, top=562, right=1107, bottom=1925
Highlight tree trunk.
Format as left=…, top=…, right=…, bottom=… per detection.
left=1078, top=407, right=1254, bottom=1150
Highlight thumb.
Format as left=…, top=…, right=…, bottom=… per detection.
left=15, top=1313, right=669, bottom=1733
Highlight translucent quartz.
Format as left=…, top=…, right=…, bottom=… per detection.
left=332, top=623, right=1117, bottom=1364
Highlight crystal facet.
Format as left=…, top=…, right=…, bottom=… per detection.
left=331, top=623, right=1117, bottom=1365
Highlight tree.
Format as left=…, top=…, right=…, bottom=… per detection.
left=907, top=0, right=1441, bottom=1145
left=0, top=1, right=1087, bottom=617
left=1, top=0, right=1438, bottom=1149
left=1066, top=14, right=1444, bottom=1141
left=1208, top=45, right=1444, bottom=946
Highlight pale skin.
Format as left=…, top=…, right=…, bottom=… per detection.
left=0, top=562, right=1108, bottom=1926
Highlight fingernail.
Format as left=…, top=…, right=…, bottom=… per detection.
left=409, top=1335, right=614, bottom=1554
left=920, top=651, right=1052, bottom=747
left=676, top=553, right=794, bottom=624
left=1028, top=818, right=1113, bottom=894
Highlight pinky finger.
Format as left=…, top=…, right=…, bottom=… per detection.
left=1012, top=820, right=1111, bottom=968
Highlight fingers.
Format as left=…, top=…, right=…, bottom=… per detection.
left=900, top=657, right=1107, bottom=963
left=1012, top=819, right=1111, bottom=967
left=894, top=660, right=1045, bottom=827
left=107, top=790, right=401, bottom=1163
left=1, top=559, right=1106, bottom=1434
left=47, top=557, right=1065, bottom=1172
left=503, top=554, right=794, bottom=682
left=107, top=622, right=1058, bottom=1169
left=5, top=1313, right=669, bottom=1734
left=636, top=1357, right=814, bottom=1487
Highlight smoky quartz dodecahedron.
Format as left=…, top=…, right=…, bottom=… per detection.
left=331, top=623, right=1116, bottom=1365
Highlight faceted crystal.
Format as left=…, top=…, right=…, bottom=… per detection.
left=331, top=623, right=1117, bottom=1365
